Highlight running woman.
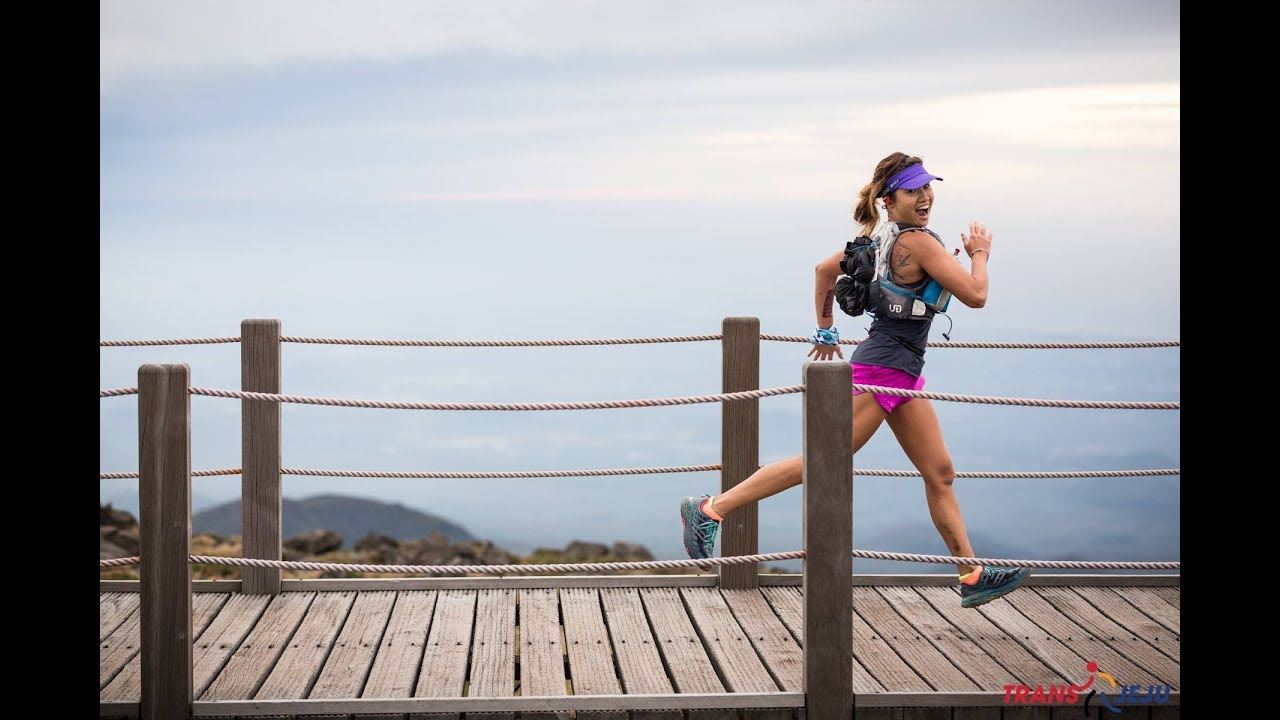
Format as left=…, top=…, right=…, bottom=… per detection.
left=680, top=152, right=1030, bottom=608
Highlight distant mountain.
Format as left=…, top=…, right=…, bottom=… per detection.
left=193, top=494, right=474, bottom=547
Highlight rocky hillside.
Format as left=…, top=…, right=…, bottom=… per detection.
left=192, top=494, right=474, bottom=547
left=100, top=503, right=791, bottom=579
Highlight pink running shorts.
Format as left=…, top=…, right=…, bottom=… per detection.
left=850, top=362, right=926, bottom=414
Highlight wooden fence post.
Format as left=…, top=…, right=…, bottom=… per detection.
left=138, top=363, right=193, bottom=719
left=802, top=361, right=853, bottom=718
left=241, top=319, right=282, bottom=594
left=720, top=317, right=760, bottom=589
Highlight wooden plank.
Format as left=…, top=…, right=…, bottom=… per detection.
left=852, top=588, right=976, bottom=691
left=1033, top=587, right=1180, bottom=686
left=98, top=700, right=139, bottom=717
left=951, top=585, right=1098, bottom=695
left=102, top=594, right=231, bottom=702
left=1001, top=590, right=1169, bottom=689
left=802, top=361, right=853, bottom=720
left=361, top=591, right=437, bottom=698
left=1114, top=588, right=1180, bottom=635
left=598, top=588, right=681, bottom=720
left=241, top=318, right=282, bottom=595
left=721, top=589, right=803, bottom=692
left=190, top=692, right=804, bottom=714
left=1071, top=588, right=1179, bottom=662
left=101, top=574, right=1181, bottom=592
left=761, top=586, right=883, bottom=694
left=913, top=587, right=1063, bottom=688
left=192, top=594, right=273, bottom=697
left=639, top=587, right=734, bottom=720
left=200, top=591, right=315, bottom=699
left=852, top=691, right=1177, bottom=707
left=873, top=586, right=1014, bottom=690
left=723, top=588, right=807, bottom=720
left=100, top=593, right=140, bottom=641
left=256, top=591, right=357, bottom=698
left=410, top=589, right=476, bottom=720
left=92, top=572, right=1182, bottom=592
left=682, top=587, right=788, bottom=720
left=560, top=588, right=624, bottom=720
left=518, top=588, right=570, bottom=720
left=1149, top=587, right=1179, bottom=609
left=138, top=363, right=193, bottom=720
left=309, top=591, right=398, bottom=698
left=102, top=594, right=149, bottom=688
left=720, top=316, right=761, bottom=590
left=467, top=589, right=517, bottom=720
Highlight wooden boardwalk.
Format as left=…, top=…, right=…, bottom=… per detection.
left=99, top=575, right=1179, bottom=719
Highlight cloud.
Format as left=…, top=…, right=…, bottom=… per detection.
left=385, top=83, right=1177, bottom=204
left=100, top=0, right=889, bottom=90
left=100, top=0, right=1177, bottom=92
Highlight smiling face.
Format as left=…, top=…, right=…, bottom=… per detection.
left=884, top=183, right=935, bottom=226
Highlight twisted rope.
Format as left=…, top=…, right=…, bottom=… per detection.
left=95, top=384, right=1178, bottom=411
left=99, top=466, right=1180, bottom=480
left=762, top=334, right=1180, bottom=349
left=185, top=385, right=804, bottom=410
left=98, top=551, right=1179, bottom=572
left=282, top=334, right=723, bottom=347
left=100, top=334, right=1180, bottom=350
left=848, top=550, right=1179, bottom=571
left=100, top=468, right=243, bottom=479
left=849, top=383, right=1179, bottom=410
left=99, top=337, right=241, bottom=347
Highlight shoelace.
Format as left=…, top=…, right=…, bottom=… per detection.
left=696, top=519, right=720, bottom=548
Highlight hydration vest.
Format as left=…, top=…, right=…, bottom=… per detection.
left=834, top=221, right=953, bottom=320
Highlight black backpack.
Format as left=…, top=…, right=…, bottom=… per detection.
left=834, top=236, right=880, bottom=317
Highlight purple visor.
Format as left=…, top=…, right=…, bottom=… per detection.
left=883, top=163, right=943, bottom=196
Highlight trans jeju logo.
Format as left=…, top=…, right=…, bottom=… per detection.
left=1003, top=661, right=1173, bottom=715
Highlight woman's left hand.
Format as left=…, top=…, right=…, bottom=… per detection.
left=807, top=343, right=844, bottom=360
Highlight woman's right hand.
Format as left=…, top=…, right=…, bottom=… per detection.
left=962, top=221, right=992, bottom=259
left=807, top=343, right=844, bottom=360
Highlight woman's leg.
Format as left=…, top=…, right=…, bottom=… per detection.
left=883, top=398, right=979, bottom=576
left=710, top=392, right=888, bottom=516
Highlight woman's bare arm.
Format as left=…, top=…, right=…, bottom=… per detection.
left=814, top=249, right=844, bottom=328
left=902, top=223, right=992, bottom=308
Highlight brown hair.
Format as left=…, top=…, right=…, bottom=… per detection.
left=853, top=152, right=922, bottom=236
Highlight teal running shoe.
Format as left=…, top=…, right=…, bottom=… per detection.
left=960, top=566, right=1032, bottom=608
left=679, top=494, right=721, bottom=560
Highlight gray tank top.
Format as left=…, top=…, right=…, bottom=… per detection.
left=847, top=223, right=935, bottom=376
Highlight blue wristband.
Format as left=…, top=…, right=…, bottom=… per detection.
left=811, top=327, right=840, bottom=345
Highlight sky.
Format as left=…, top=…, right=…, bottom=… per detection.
left=100, top=0, right=1180, bottom=572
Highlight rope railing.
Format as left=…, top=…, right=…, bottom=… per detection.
left=761, top=334, right=1180, bottom=349
left=100, top=333, right=1181, bottom=350
left=98, top=465, right=1182, bottom=480
left=99, top=336, right=242, bottom=347
left=98, top=549, right=1180, bottom=572
left=98, top=384, right=1179, bottom=410
left=847, top=383, right=1179, bottom=410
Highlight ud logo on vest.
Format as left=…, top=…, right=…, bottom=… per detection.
left=1002, top=661, right=1173, bottom=715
